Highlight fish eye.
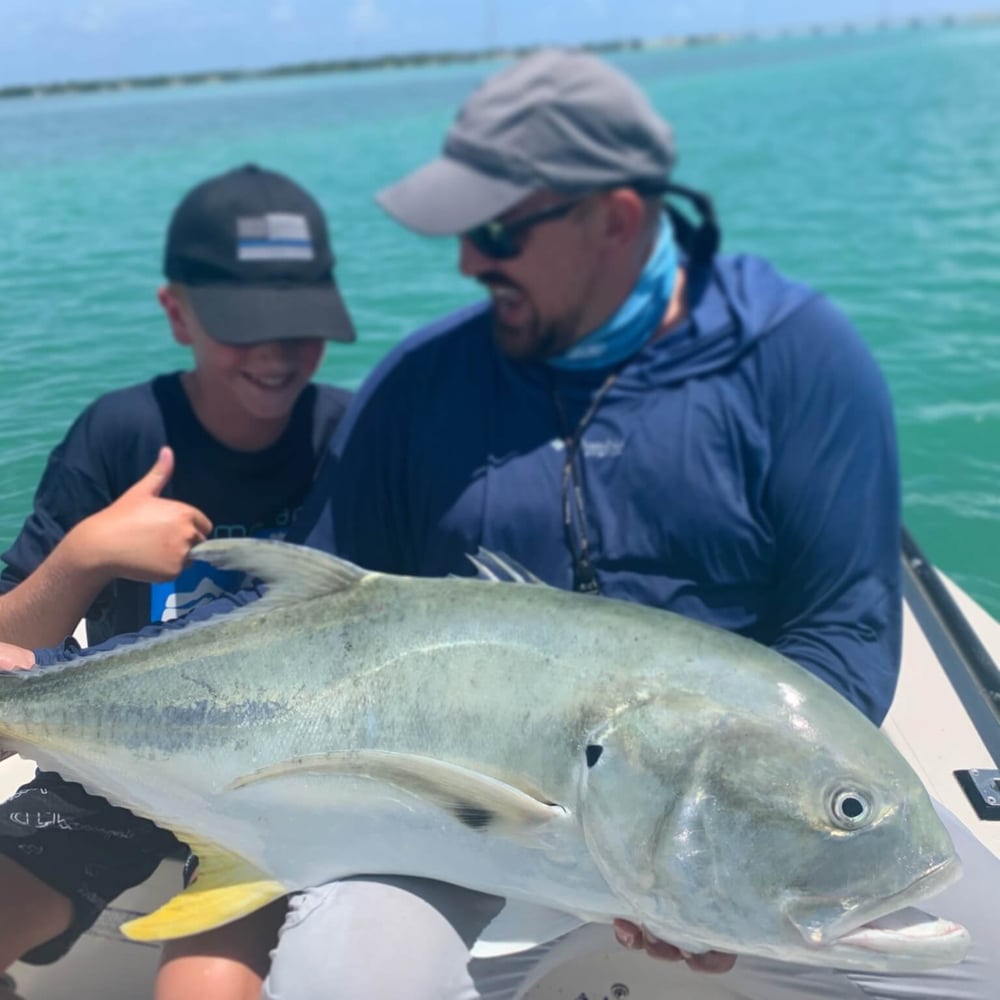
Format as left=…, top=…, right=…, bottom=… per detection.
left=830, top=789, right=872, bottom=828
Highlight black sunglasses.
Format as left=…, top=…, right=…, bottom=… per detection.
left=463, top=198, right=585, bottom=260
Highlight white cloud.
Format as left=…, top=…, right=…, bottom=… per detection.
left=348, top=0, right=386, bottom=33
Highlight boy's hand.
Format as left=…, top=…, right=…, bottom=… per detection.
left=613, top=919, right=737, bottom=974
left=70, top=447, right=213, bottom=584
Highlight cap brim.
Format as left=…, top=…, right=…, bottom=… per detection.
left=186, top=283, right=356, bottom=346
left=376, top=157, right=533, bottom=236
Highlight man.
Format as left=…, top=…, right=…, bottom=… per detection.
left=306, top=48, right=898, bottom=721
left=258, top=47, right=996, bottom=999
left=0, top=164, right=355, bottom=998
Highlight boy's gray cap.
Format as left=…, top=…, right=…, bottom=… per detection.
left=165, top=164, right=356, bottom=346
left=376, top=48, right=676, bottom=236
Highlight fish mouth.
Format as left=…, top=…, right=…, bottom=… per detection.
left=788, top=857, right=970, bottom=968
left=827, top=909, right=969, bottom=969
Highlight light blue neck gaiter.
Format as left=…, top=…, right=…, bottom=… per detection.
left=547, top=224, right=678, bottom=372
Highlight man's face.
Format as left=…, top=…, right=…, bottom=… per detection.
left=458, top=191, right=609, bottom=362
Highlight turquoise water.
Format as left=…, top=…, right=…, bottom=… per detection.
left=1, top=25, right=998, bottom=615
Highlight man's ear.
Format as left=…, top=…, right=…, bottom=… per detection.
left=602, top=188, right=646, bottom=250
left=158, top=285, right=193, bottom=346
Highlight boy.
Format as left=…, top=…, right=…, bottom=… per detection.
left=0, top=163, right=355, bottom=993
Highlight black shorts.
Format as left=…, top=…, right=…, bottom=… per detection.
left=0, top=770, right=183, bottom=964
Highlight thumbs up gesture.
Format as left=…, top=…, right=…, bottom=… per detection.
left=72, top=447, right=213, bottom=584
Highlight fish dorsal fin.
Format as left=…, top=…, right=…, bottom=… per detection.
left=121, top=838, right=285, bottom=942
left=466, top=548, right=545, bottom=585
left=190, top=538, right=370, bottom=611
left=229, top=749, right=567, bottom=839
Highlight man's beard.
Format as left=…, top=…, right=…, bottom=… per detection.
left=490, top=315, right=565, bottom=362
left=482, top=277, right=573, bottom=363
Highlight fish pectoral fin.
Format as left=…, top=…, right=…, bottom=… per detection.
left=120, top=841, right=285, bottom=942
left=471, top=901, right=588, bottom=958
left=231, top=749, right=567, bottom=836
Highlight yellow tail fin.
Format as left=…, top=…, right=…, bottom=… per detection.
left=121, top=840, right=286, bottom=942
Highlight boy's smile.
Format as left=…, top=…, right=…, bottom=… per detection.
left=160, top=285, right=325, bottom=451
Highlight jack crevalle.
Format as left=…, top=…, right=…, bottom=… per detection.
left=0, top=539, right=969, bottom=971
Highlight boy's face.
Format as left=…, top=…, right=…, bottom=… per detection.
left=160, top=286, right=325, bottom=428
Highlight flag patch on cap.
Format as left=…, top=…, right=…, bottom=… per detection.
left=237, top=213, right=315, bottom=260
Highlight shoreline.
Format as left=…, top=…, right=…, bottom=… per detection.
left=2, top=11, right=997, bottom=103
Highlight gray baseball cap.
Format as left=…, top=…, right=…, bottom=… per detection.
left=376, top=48, right=676, bottom=236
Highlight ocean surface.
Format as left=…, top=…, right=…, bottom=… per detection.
left=0, top=24, right=998, bottom=616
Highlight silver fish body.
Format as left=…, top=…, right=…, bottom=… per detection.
left=0, top=540, right=969, bottom=970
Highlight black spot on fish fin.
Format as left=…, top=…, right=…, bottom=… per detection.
left=229, top=749, right=568, bottom=839
left=466, top=549, right=545, bottom=585
left=452, top=804, right=496, bottom=830
left=190, top=538, right=369, bottom=609
left=586, top=745, right=604, bottom=768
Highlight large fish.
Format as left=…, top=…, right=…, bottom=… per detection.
left=0, top=540, right=969, bottom=971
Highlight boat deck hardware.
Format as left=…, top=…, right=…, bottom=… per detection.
left=953, top=768, right=1000, bottom=820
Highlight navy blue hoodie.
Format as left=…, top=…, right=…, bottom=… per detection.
left=294, top=253, right=902, bottom=723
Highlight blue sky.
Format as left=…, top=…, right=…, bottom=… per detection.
left=0, top=1, right=990, bottom=87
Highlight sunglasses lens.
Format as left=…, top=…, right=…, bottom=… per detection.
left=467, top=224, right=517, bottom=260
left=465, top=199, right=581, bottom=260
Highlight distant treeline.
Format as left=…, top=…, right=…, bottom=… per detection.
left=1, top=12, right=994, bottom=102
